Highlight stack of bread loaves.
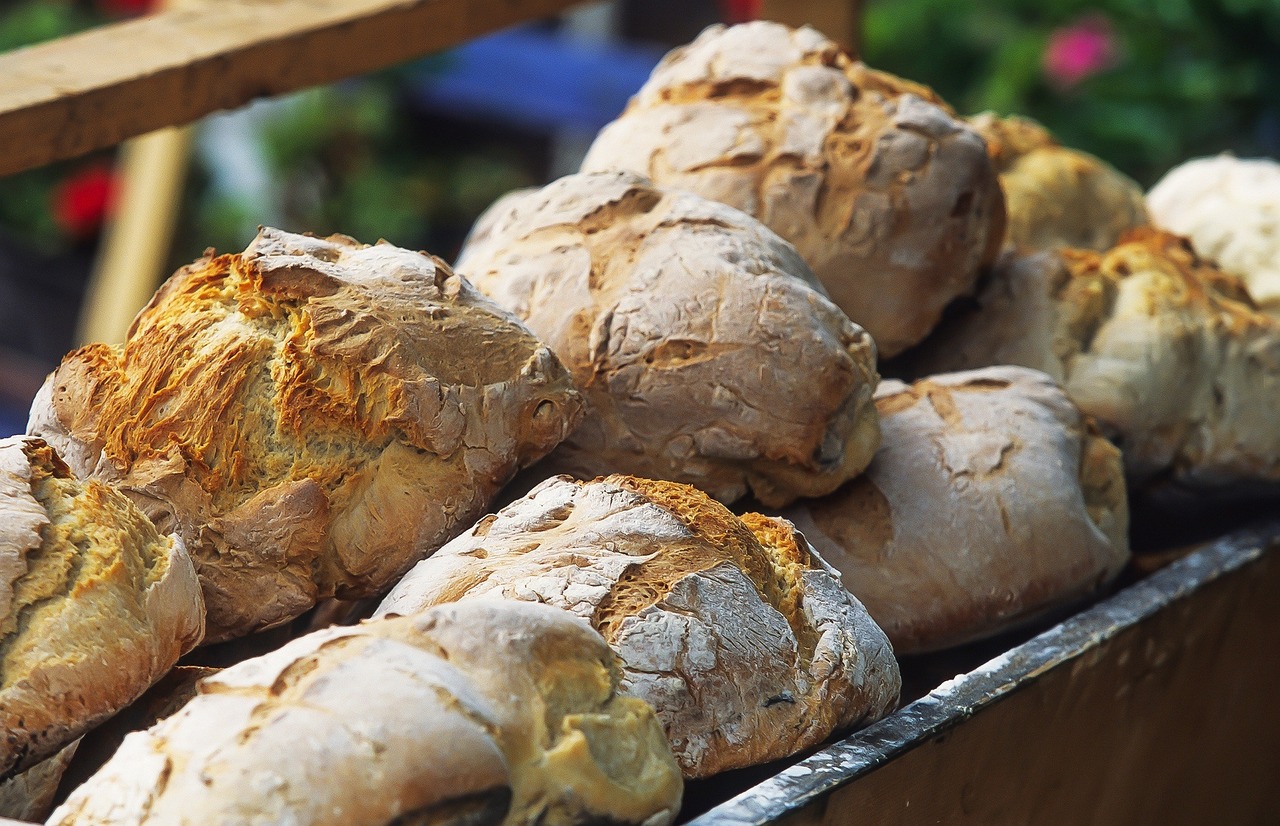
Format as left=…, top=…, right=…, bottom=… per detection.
left=8, top=16, right=1280, bottom=826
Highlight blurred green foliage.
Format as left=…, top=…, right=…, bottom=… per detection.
left=862, top=0, right=1280, bottom=185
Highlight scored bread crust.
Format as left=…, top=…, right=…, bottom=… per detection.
left=376, top=474, right=901, bottom=778
left=48, top=601, right=683, bottom=826
left=580, top=21, right=1004, bottom=356
left=912, top=229, right=1280, bottom=487
left=28, top=228, right=584, bottom=642
left=781, top=368, right=1130, bottom=654
left=0, top=437, right=204, bottom=780
left=457, top=170, right=880, bottom=508
left=970, top=112, right=1148, bottom=253
left=1147, top=154, right=1280, bottom=312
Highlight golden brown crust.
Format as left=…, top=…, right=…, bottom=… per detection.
left=29, top=228, right=584, bottom=641
left=377, top=475, right=900, bottom=778
left=0, top=437, right=204, bottom=780
left=969, top=112, right=1147, bottom=253
left=581, top=22, right=1004, bottom=356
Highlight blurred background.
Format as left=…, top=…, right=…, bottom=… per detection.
left=0, top=0, right=1278, bottom=432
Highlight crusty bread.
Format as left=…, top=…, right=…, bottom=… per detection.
left=581, top=21, right=1004, bottom=356
left=28, top=228, right=584, bottom=641
left=0, top=437, right=204, bottom=780
left=781, top=368, right=1130, bottom=654
left=1148, top=154, right=1280, bottom=312
left=376, top=475, right=900, bottom=778
left=49, top=601, right=683, bottom=826
left=458, top=170, right=880, bottom=507
left=0, top=741, right=76, bottom=822
left=970, top=112, right=1147, bottom=252
left=911, top=229, right=1280, bottom=487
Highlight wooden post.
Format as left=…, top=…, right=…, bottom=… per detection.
left=758, top=0, right=861, bottom=56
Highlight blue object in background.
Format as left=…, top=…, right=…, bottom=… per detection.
left=0, top=406, right=26, bottom=438
left=409, top=26, right=664, bottom=134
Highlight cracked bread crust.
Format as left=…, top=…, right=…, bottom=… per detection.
left=457, top=170, right=880, bottom=508
left=27, top=228, right=584, bottom=642
left=376, top=475, right=900, bottom=778
left=0, top=437, right=204, bottom=780
left=48, top=601, right=682, bottom=826
left=781, top=368, right=1129, bottom=654
left=912, top=229, right=1280, bottom=487
left=970, top=112, right=1147, bottom=253
left=580, top=21, right=1004, bottom=357
left=1147, top=154, right=1280, bottom=312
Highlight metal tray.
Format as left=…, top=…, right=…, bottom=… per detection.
left=686, top=521, right=1280, bottom=825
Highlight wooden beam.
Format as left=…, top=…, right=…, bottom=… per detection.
left=759, top=0, right=861, bottom=56
left=0, top=0, right=586, bottom=178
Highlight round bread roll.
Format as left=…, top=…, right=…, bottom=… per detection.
left=911, top=229, right=1280, bottom=487
left=1147, top=154, right=1280, bottom=312
left=457, top=170, right=880, bottom=507
left=969, top=112, right=1147, bottom=252
left=580, top=21, right=1004, bottom=356
left=780, top=367, right=1130, bottom=654
left=376, top=474, right=901, bottom=778
left=0, top=437, right=204, bottom=779
left=28, top=227, right=584, bottom=642
left=49, top=601, right=683, bottom=826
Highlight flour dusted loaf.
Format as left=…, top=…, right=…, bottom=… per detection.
left=581, top=21, right=1004, bottom=356
left=28, top=228, right=584, bottom=641
left=970, top=112, right=1147, bottom=252
left=0, top=437, right=203, bottom=780
left=911, top=229, right=1280, bottom=487
left=376, top=475, right=900, bottom=778
left=457, top=170, right=880, bottom=507
left=49, top=601, right=683, bottom=826
left=781, top=368, right=1129, bottom=654
left=1147, top=154, right=1280, bottom=312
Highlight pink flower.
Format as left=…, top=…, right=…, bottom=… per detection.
left=1044, top=14, right=1117, bottom=89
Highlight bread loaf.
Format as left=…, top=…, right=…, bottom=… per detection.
left=49, top=601, right=682, bottom=826
left=910, top=229, right=1280, bottom=487
left=28, top=228, right=584, bottom=641
left=0, top=742, right=76, bottom=822
left=376, top=475, right=900, bottom=778
left=1147, top=154, right=1280, bottom=312
left=969, top=112, right=1147, bottom=252
left=780, top=368, right=1129, bottom=654
left=0, top=437, right=203, bottom=780
left=581, top=21, right=1004, bottom=356
left=457, top=170, right=880, bottom=507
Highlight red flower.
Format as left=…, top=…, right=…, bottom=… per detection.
left=719, top=0, right=760, bottom=24
left=54, top=164, right=119, bottom=240
left=1044, top=14, right=1118, bottom=89
left=95, top=0, right=159, bottom=18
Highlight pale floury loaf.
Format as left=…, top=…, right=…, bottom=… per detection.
left=581, top=22, right=1004, bottom=356
left=781, top=368, right=1130, bottom=654
left=457, top=170, right=880, bottom=507
left=1147, top=154, right=1280, bottom=313
left=0, top=437, right=203, bottom=780
left=911, top=229, right=1280, bottom=487
left=969, top=112, right=1148, bottom=252
left=49, top=601, right=683, bottom=826
left=28, top=228, right=584, bottom=641
left=377, top=475, right=901, bottom=778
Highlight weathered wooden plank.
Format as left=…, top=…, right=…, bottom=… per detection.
left=0, top=0, right=585, bottom=177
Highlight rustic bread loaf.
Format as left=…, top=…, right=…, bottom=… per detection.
left=28, top=227, right=584, bottom=642
left=780, top=368, right=1129, bottom=654
left=580, top=21, right=1004, bottom=356
left=457, top=170, right=880, bottom=507
left=1147, top=154, right=1280, bottom=312
left=0, top=742, right=76, bottom=822
left=376, top=475, right=900, bottom=778
left=910, top=229, right=1280, bottom=487
left=0, top=437, right=203, bottom=780
left=49, top=601, right=682, bottom=826
left=969, top=112, right=1147, bottom=252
